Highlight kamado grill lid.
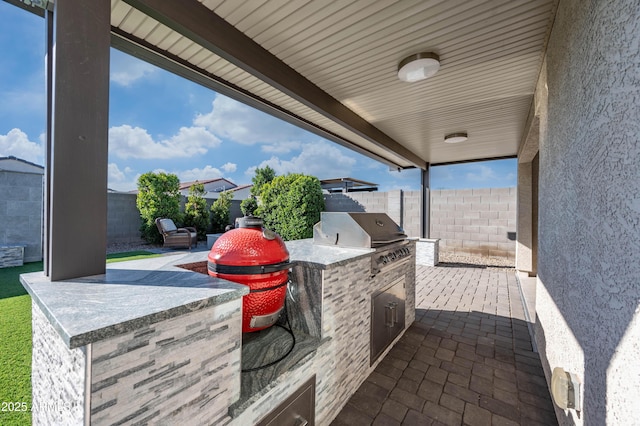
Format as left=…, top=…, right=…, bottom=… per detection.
left=313, top=212, right=407, bottom=248
left=208, top=216, right=290, bottom=274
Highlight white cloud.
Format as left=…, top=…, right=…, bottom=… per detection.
left=465, top=165, right=497, bottom=181
left=194, top=96, right=306, bottom=145
left=108, top=163, right=126, bottom=182
left=221, top=162, right=237, bottom=173
left=107, top=163, right=139, bottom=192
left=109, top=124, right=221, bottom=159
left=110, top=50, right=156, bottom=86
left=177, top=165, right=224, bottom=182
left=261, top=140, right=302, bottom=154
left=244, top=165, right=258, bottom=178
left=0, top=128, right=44, bottom=164
left=246, top=141, right=356, bottom=179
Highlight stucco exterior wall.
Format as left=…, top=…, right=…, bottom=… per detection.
left=534, top=1, right=640, bottom=424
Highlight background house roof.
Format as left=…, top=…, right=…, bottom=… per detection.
left=179, top=177, right=237, bottom=191
left=321, top=177, right=378, bottom=193
left=0, top=155, right=44, bottom=174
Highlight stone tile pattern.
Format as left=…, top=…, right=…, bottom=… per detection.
left=416, top=239, right=439, bottom=267
left=332, top=264, right=558, bottom=426
left=431, top=188, right=516, bottom=259
left=90, top=299, right=242, bottom=425
left=0, top=170, right=43, bottom=262
left=0, top=245, right=23, bottom=268
left=316, top=243, right=416, bottom=424
left=32, top=303, right=85, bottom=425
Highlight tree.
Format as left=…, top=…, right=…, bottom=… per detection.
left=240, top=196, right=258, bottom=217
left=257, top=174, right=324, bottom=241
left=211, top=190, right=234, bottom=233
left=136, top=172, right=181, bottom=244
left=250, top=165, right=276, bottom=196
left=183, top=182, right=209, bottom=238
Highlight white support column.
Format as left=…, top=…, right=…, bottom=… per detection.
left=46, top=0, right=111, bottom=280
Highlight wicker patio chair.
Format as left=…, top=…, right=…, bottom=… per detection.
left=155, top=218, right=197, bottom=250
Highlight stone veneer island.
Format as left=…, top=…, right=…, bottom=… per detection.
left=21, top=238, right=416, bottom=425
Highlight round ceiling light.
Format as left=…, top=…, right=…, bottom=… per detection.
left=444, top=132, right=468, bottom=144
left=397, top=52, right=440, bottom=82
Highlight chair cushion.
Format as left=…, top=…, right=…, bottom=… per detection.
left=158, top=218, right=177, bottom=233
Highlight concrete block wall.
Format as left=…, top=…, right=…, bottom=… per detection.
left=402, top=190, right=422, bottom=238
left=0, top=170, right=43, bottom=262
left=323, top=190, right=421, bottom=238
left=106, top=194, right=244, bottom=244
left=7, top=187, right=514, bottom=256
left=323, top=191, right=388, bottom=214
left=107, top=192, right=143, bottom=244
left=430, top=188, right=516, bottom=258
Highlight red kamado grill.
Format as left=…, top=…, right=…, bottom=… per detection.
left=208, top=216, right=291, bottom=333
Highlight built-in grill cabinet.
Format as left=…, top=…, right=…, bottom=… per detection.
left=370, top=278, right=406, bottom=365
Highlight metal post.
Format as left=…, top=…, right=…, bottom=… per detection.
left=46, top=0, right=111, bottom=280
left=421, top=165, right=430, bottom=239
left=44, top=9, right=53, bottom=276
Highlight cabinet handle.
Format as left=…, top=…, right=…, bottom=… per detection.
left=385, top=302, right=398, bottom=327
left=294, top=414, right=309, bottom=426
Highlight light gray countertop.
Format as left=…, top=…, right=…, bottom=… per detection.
left=285, top=238, right=373, bottom=268
left=20, top=239, right=372, bottom=349
left=21, top=251, right=247, bottom=348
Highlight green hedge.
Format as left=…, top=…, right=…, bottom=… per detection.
left=257, top=174, right=324, bottom=241
left=136, top=172, right=181, bottom=244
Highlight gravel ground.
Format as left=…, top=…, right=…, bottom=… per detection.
left=106, top=241, right=164, bottom=254
left=438, top=251, right=515, bottom=268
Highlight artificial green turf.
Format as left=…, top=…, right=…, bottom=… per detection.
left=0, top=251, right=163, bottom=425
left=105, top=250, right=163, bottom=263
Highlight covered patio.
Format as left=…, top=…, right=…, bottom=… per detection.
left=9, top=0, right=640, bottom=425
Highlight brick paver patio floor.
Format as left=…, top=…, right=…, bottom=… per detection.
left=332, top=263, right=558, bottom=426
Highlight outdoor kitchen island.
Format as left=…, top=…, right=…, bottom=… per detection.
left=21, top=238, right=416, bottom=425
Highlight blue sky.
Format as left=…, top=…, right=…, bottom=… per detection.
left=0, top=2, right=516, bottom=192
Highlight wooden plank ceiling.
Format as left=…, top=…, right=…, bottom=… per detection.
left=110, top=0, right=558, bottom=169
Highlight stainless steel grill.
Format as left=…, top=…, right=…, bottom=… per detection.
left=312, top=212, right=407, bottom=249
